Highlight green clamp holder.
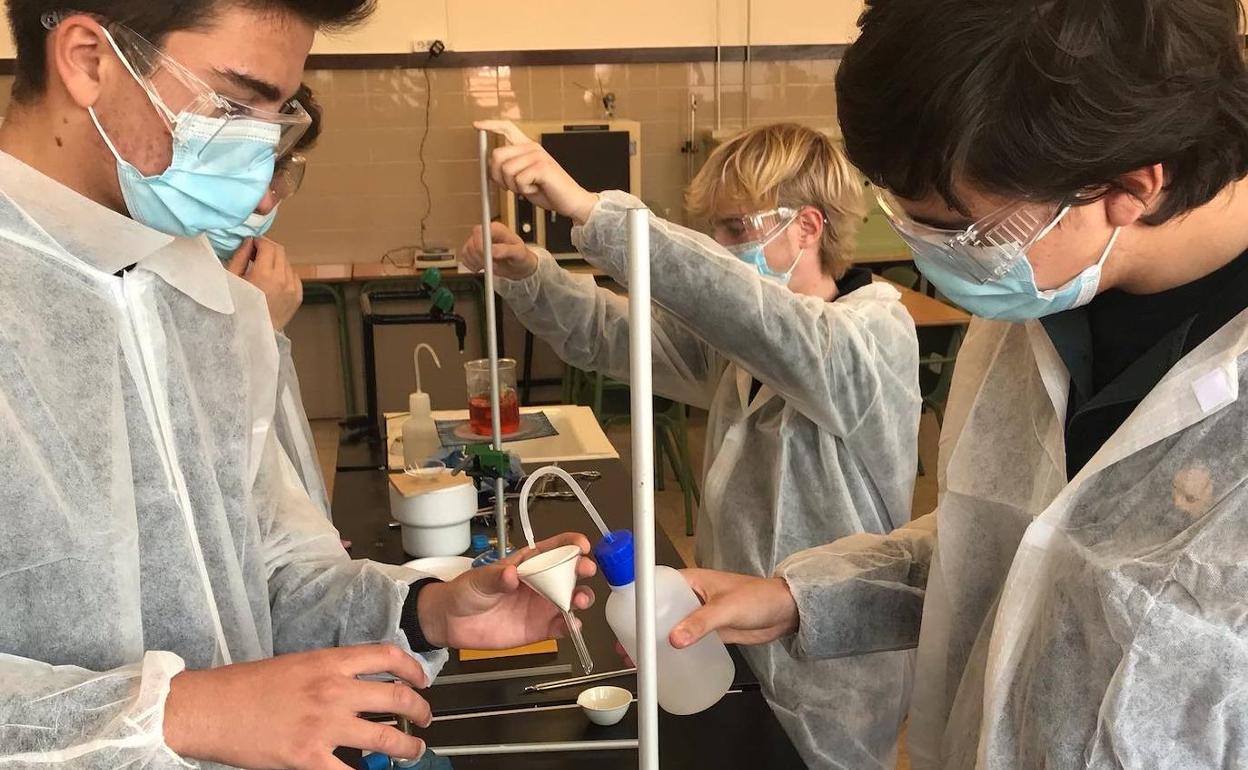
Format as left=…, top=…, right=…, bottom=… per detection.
left=452, top=444, right=513, bottom=483
left=466, top=443, right=512, bottom=478
left=429, top=286, right=455, bottom=314
left=422, top=268, right=455, bottom=314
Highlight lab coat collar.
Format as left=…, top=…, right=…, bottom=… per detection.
left=1026, top=305, right=1248, bottom=517
left=1073, top=305, right=1245, bottom=482
left=0, top=150, right=234, bottom=314
left=139, top=237, right=236, bottom=315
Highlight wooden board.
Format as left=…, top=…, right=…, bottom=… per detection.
left=293, top=263, right=354, bottom=283
left=876, top=276, right=971, bottom=328
left=459, top=639, right=560, bottom=661
left=388, top=470, right=473, bottom=498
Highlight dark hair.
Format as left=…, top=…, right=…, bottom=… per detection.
left=6, top=0, right=375, bottom=102
left=837, top=0, right=1248, bottom=225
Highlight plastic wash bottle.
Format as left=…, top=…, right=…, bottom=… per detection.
left=593, top=529, right=734, bottom=715
left=402, top=343, right=442, bottom=468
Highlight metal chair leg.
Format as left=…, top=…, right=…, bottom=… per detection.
left=362, top=316, right=379, bottom=443
left=332, top=285, right=357, bottom=417
left=592, top=372, right=605, bottom=421
left=670, top=405, right=701, bottom=506
left=521, top=331, right=536, bottom=405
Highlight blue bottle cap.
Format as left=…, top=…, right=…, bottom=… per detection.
left=593, top=530, right=635, bottom=587
left=471, top=546, right=515, bottom=569
left=471, top=533, right=490, bottom=553
left=361, top=752, right=391, bottom=770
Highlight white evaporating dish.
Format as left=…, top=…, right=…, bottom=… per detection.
left=578, top=686, right=633, bottom=726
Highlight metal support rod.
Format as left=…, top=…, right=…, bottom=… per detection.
left=431, top=663, right=571, bottom=687
left=479, top=129, right=509, bottom=561
left=431, top=701, right=591, bottom=723
left=714, top=0, right=722, bottom=132
left=433, top=740, right=640, bottom=757
left=744, top=0, right=753, bottom=127
left=524, top=666, right=638, bottom=693
left=686, top=93, right=698, bottom=184
left=627, top=208, right=659, bottom=770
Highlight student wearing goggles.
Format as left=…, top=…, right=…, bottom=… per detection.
left=662, top=0, right=1248, bottom=768
left=0, top=5, right=599, bottom=769
left=875, top=188, right=1120, bottom=321
left=461, top=120, right=921, bottom=770
left=710, top=206, right=825, bottom=286
left=45, top=11, right=312, bottom=238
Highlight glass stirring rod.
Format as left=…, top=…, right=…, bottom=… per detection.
left=563, top=609, right=595, bottom=675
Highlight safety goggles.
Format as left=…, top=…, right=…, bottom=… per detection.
left=875, top=188, right=1070, bottom=284
left=271, top=153, right=307, bottom=202
left=710, top=207, right=801, bottom=246
left=47, top=13, right=313, bottom=160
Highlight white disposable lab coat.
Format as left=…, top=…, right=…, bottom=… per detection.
left=496, top=192, right=921, bottom=769
left=274, top=331, right=332, bottom=518
left=778, top=311, right=1248, bottom=768
left=0, top=151, right=445, bottom=768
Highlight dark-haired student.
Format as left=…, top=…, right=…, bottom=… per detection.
left=0, top=3, right=596, bottom=768
left=666, top=1, right=1248, bottom=767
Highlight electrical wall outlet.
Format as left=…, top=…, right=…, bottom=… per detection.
left=411, top=39, right=447, bottom=55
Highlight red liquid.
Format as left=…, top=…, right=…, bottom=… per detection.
left=469, top=390, right=521, bottom=436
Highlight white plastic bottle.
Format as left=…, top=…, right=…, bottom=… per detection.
left=401, top=344, right=442, bottom=468
left=593, top=530, right=735, bottom=715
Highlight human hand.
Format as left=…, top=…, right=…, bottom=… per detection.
left=164, top=645, right=432, bottom=769
left=475, top=120, right=601, bottom=225
left=417, top=533, right=597, bottom=650
left=669, top=569, right=799, bottom=649
left=227, top=237, right=304, bottom=331
left=458, top=222, right=539, bottom=280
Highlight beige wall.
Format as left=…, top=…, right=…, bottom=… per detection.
left=269, top=59, right=840, bottom=264
left=0, top=1, right=863, bottom=58
left=0, top=58, right=842, bottom=415
left=0, top=16, right=848, bottom=417
left=319, top=0, right=861, bottom=54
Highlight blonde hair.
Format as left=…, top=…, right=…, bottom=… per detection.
left=686, top=123, right=865, bottom=280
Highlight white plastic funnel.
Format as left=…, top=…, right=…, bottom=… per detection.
left=516, top=543, right=595, bottom=674
left=516, top=544, right=582, bottom=612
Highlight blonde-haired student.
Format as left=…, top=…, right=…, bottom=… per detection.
left=460, top=120, right=920, bottom=770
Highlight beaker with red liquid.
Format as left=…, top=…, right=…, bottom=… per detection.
left=464, top=358, right=521, bottom=436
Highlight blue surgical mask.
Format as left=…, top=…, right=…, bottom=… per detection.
left=725, top=221, right=804, bottom=285
left=207, top=208, right=279, bottom=259
left=90, top=107, right=278, bottom=238
left=912, top=228, right=1121, bottom=321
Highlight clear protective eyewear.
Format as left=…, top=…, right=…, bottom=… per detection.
left=60, top=15, right=313, bottom=161
left=271, top=153, right=307, bottom=203
left=875, top=188, right=1070, bottom=284
left=710, top=207, right=801, bottom=246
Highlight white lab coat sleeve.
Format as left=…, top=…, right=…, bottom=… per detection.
left=775, top=513, right=938, bottom=660
left=496, top=249, right=719, bottom=409
left=574, top=191, right=917, bottom=436
left=272, top=331, right=332, bottom=519
left=255, top=431, right=448, bottom=682
left=0, top=650, right=191, bottom=768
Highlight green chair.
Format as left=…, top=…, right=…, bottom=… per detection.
left=564, top=367, right=702, bottom=535
left=302, top=283, right=356, bottom=417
